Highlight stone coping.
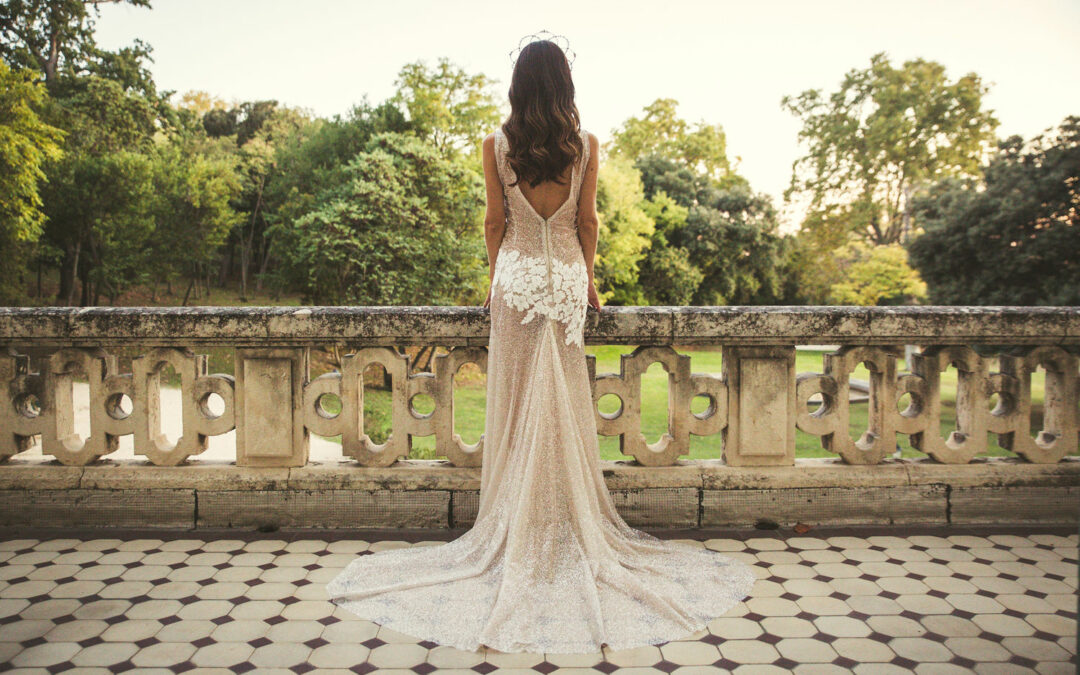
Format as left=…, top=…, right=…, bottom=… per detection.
left=1, top=305, right=1078, bottom=347
left=1, top=456, right=1077, bottom=492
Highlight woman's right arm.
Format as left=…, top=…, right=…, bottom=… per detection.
left=576, top=132, right=601, bottom=308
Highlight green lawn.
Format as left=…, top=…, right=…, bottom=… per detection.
left=329, top=346, right=1073, bottom=462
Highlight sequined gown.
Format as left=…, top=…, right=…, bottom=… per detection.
left=325, top=126, right=757, bottom=654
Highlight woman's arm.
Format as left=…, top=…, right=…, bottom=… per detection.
left=576, top=131, right=601, bottom=283
left=482, top=133, right=507, bottom=289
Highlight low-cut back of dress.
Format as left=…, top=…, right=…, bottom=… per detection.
left=326, top=126, right=756, bottom=654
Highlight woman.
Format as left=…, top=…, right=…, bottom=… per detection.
left=326, top=33, right=756, bottom=655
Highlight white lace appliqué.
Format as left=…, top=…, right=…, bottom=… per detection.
left=493, top=248, right=588, bottom=347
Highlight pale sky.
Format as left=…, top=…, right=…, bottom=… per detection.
left=94, top=0, right=1080, bottom=233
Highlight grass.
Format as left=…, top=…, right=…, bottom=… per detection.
left=322, top=346, right=1073, bottom=462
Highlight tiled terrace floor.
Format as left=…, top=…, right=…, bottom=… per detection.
left=0, top=525, right=1076, bottom=674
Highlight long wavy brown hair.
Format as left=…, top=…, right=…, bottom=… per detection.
left=501, top=39, right=583, bottom=189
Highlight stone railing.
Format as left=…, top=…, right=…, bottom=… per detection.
left=1, top=305, right=1078, bottom=530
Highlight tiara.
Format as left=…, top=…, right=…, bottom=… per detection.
left=508, top=29, right=576, bottom=71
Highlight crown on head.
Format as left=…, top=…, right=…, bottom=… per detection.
left=508, top=29, right=576, bottom=71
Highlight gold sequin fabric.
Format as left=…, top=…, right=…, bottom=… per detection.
left=325, top=126, right=757, bottom=654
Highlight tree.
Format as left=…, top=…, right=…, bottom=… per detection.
left=269, top=131, right=484, bottom=305
left=0, top=0, right=158, bottom=96
left=829, top=240, right=927, bottom=305
left=0, top=62, right=65, bottom=302
left=389, top=58, right=502, bottom=158
left=608, top=98, right=744, bottom=188
left=39, top=74, right=158, bottom=304
left=908, top=115, right=1080, bottom=305
left=0, top=62, right=65, bottom=242
left=593, top=156, right=656, bottom=305
left=148, top=133, right=243, bottom=305
left=782, top=52, right=999, bottom=246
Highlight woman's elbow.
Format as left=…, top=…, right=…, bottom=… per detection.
left=577, top=215, right=599, bottom=235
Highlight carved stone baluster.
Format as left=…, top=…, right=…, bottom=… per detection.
left=41, top=348, right=123, bottom=466
left=816, top=346, right=897, bottom=465
left=909, top=345, right=989, bottom=463
left=340, top=347, right=411, bottom=467
left=432, top=346, right=487, bottom=467
left=995, top=346, right=1078, bottom=463
left=593, top=346, right=692, bottom=467
left=0, top=351, right=44, bottom=460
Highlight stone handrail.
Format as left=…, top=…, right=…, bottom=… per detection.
left=1, top=306, right=1077, bottom=470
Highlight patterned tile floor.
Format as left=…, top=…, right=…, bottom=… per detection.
left=0, top=524, right=1076, bottom=674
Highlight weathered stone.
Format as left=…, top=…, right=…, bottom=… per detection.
left=950, top=485, right=1080, bottom=524
left=702, top=485, right=947, bottom=527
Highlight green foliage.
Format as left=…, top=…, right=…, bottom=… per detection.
left=0, top=0, right=159, bottom=100
left=908, top=115, right=1080, bottom=305
left=782, top=51, right=999, bottom=246
left=594, top=156, right=656, bottom=305
left=148, top=135, right=244, bottom=293
left=389, top=58, right=502, bottom=158
left=608, top=98, right=744, bottom=187
left=637, top=191, right=701, bottom=304
left=0, top=62, right=65, bottom=242
left=270, top=131, right=484, bottom=305
left=829, top=240, right=927, bottom=305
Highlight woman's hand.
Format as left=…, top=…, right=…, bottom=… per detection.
left=482, top=285, right=492, bottom=308
left=587, top=278, right=601, bottom=311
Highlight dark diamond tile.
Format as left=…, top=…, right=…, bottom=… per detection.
left=714, top=657, right=741, bottom=669
left=234, top=662, right=257, bottom=673
left=418, top=640, right=439, bottom=649
left=349, top=662, right=378, bottom=674
left=743, top=612, right=766, bottom=623
left=211, top=616, right=232, bottom=625
left=134, top=636, right=159, bottom=648
left=891, top=655, right=918, bottom=669
left=812, top=631, right=838, bottom=644
left=654, top=659, right=679, bottom=673
left=361, top=637, right=386, bottom=649
left=266, top=615, right=288, bottom=625
left=173, top=661, right=197, bottom=672
left=593, top=662, right=619, bottom=674
left=21, top=636, right=46, bottom=648
left=292, top=663, right=316, bottom=673
left=304, top=637, right=329, bottom=650
left=950, top=654, right=977, bottom=669
left=192, top=636, right=215, bottom=648
left=532, top=661, right=559, bottom=674
left=773, top=656, right=799, bottom=669
left=78, top=635, right=105, bottom=648
left=471, top=663, right=499, bottom=674
left=113, top=660, right=136, bottom=672
left=867, top=631, right=892, bottom=643
left=833, top=655, right=859, bottom=668
left=1009, top=654, right=1038, bottom=668
left=412, top=663, right=438, bottom=674
left=46, top=661, right=75, bottom=674
left=249, top=636, right=272, bottom=648
left=759, top=633, right=781, bottom=645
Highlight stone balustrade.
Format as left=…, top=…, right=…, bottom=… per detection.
left=2, top=305, right=1078, bottom=469
left=1, top=305, right=1078, bottom=530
